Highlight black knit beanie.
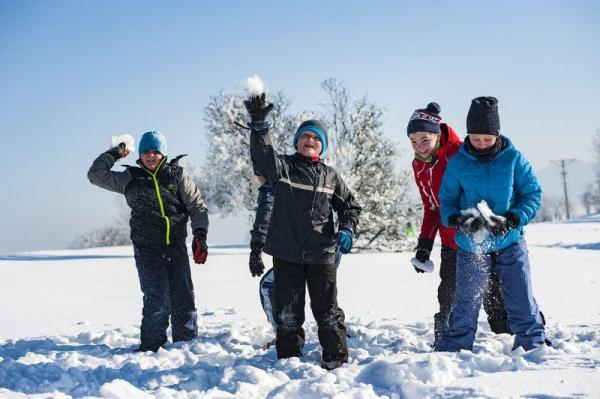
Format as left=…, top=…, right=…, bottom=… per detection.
left=407, top=102, right=442, bottom=135
left=466, top=96, right=500, bottom=135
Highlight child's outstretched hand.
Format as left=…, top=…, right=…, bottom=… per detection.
left=244, top=93, right=273, bottom=125
left=105, top=143, right=129, bottom=161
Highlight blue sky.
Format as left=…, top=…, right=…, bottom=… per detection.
left=1, top=0, right=599, bottom=252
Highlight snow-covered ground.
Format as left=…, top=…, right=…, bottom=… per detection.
left=1, top=216, right=599, bottom=398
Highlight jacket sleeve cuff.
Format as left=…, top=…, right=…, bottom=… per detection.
left=339, top=223, right=354, bottom=236
left=417, top=238, right=434, bottom=251
left=505, top=211, right=521, bottom=228
left=193, top=228, right=207, bottom=242
left=249, top=121, right=269, bottom=131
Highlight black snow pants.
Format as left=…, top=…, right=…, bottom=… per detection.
left=133, top=240, right=198, bottom=351
left=273, top=258, right=347, bottom=363
left=434, top=245, right=510, bottom=341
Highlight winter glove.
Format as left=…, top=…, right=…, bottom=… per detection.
left=244, top=93, right=274, bottom=128
left=487, top=212, right=520, bottom=236
left=191, top=229, right=208, bottom=264
left=414, top=238, right=434, bottom=273
left=448, top=213, right=484, bottom=234
left=337, top=228, right=353, bottom=254
left=249, top=242, right=265, bottom=277
left=105, top=142, right=129, bottom=161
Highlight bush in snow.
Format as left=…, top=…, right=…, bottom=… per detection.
left=195, top=78, right=417, bottom=251
left=70, top=200, right=130, bottom=248
left=69, top=223, right=130, bottom=249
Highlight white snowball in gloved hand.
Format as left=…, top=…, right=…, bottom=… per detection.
left=111, top=134, right=135, bottom=154
left=411, top=257, right=434, bottom=273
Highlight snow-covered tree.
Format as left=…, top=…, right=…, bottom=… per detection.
left=534, top=195, right=565, bottom=222
left=580, top=185, right=596, bottom=215
left=196, top=78, right=416, bottom=251
left=320, top=79, right=416, bottom=251
left=590, top=128, right=600, bottom=211
left=197, top=90, right=296, bottom=222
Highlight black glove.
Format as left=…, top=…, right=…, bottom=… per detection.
left=105, top=142, right=129, bottom=162
left=244, top=93, right=274, bottom=125
left=448, top=213, right=484, bottom=234
left=487, top=212, right=520, bottom=236
left=413, top=238, right=433, bottom=273
left=249, top=242, right=265, bottom=277
left=191, top=229, right=208, bottom=264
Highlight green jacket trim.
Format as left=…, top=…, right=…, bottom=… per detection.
left=141, top=157, right=171, bottom=245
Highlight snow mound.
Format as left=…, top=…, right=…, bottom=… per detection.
left=1, top=321, right=598, bottom=398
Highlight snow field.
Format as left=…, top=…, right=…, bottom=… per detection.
left=0, top=216, right=599, bottom=398
left=1, top=319, right=599, bottom=398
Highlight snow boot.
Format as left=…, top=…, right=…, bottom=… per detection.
left=321, top=359, right=346, bottom=370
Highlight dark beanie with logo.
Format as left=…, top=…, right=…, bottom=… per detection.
left=407, top=102, right=442, bottom=135
left=467, top=96, right=500, bottom=135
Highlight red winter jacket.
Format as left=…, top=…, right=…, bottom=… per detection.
left=412, top=123, right=461, bottom=249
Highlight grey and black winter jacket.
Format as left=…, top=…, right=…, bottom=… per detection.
left=88, top=153, right=209, bottom=246
left=250, top=126, right=361, bottom=264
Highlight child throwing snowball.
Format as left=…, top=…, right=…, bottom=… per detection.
left=434, top=97, right=547, bottom=352
left=88, top=131, right=209, bottom=352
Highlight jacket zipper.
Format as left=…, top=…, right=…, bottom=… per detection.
left=142, top=158, right=170, bottom=245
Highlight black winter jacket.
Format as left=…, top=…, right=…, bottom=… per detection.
left=250, top=127, right=361, bottom=264
left=88, top=153, right=209, bottom=246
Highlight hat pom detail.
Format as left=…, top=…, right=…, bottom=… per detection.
left=426, top=102, right=441, bottom=115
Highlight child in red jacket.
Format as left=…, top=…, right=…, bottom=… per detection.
left=407, top=103, right=510, bottom=343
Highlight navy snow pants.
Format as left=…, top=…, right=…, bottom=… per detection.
left=133, top=240, right=198, bottom=351
left=435, top=238, right=545, bottom=352
left=434, top=245, right=510, bottom=341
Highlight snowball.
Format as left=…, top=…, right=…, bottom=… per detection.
left=477, top=200, right=505, bottom=226
left=410, top=257, right=434, bottom=273
left=244, top=75, right=266, bottom=96
left=111, top=134, right=135, bottom=154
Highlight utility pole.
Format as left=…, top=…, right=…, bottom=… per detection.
left=551, top=159, right=575, bottom=219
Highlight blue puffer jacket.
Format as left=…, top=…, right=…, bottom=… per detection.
left=439, top=136, right=541, bottom=253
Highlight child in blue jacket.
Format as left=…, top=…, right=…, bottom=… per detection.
left=434, top=97, right=547, bottom=352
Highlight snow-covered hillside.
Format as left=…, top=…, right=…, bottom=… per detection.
left=1, top=216, right=599, bottom=398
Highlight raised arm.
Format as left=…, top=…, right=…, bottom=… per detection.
left=87, top=146, right=132, bottom=194
left=245, top=93, right=284, bottom=185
